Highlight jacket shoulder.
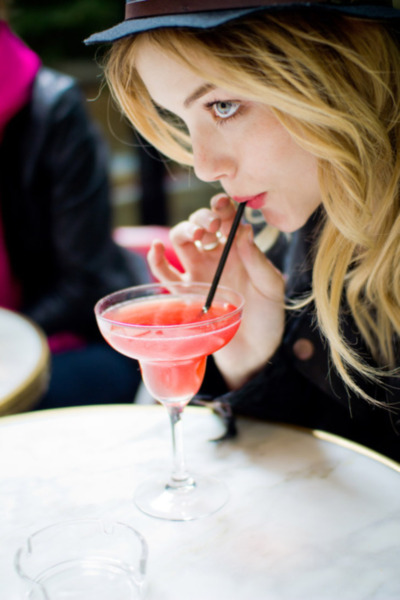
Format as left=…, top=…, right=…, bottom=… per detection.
left=30, top=68, right=87, bottom=129
left=32, top=67, right=78, bottom=108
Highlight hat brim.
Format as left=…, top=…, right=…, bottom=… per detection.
left=85, top=8, right=262, bottom=44
left=84, top=4, right=400, bottom=46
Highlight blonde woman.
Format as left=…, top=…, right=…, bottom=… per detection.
left=86, top=1, right=400, bottom=460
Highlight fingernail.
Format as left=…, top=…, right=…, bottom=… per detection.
left=189, top=223, right=203, bottom=239
left=207, top=214, right=220, bottom=227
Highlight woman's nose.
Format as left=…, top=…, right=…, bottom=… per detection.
left=192, top=134, right=235, bottom=183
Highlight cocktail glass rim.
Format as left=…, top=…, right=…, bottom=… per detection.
left=94, top=281, right=244, bottom=330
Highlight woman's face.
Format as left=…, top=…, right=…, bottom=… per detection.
left=136, top=40, right=321, bottom=232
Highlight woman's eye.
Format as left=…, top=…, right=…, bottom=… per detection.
left=211, top=101, right=240, bottom=119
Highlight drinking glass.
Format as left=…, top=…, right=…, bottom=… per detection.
left=15, top=519, right=148, bottom=599
left=95, top=282, right=243, bottom=521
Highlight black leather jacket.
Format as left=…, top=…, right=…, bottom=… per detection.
left=0, top=67, right=146, bottom=339
left=204, top=210, right=400, bottom=461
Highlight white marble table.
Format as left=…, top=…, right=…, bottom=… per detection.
left=1, top=404, right=400, bottom=599
left=0, top=307, right=49, bottom=415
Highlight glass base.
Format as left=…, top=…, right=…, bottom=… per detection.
left=134, top=474, right=229, bottom=521
left=26, top=559, right=143, bottom=599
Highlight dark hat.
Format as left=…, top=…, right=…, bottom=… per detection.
left=85, top=1, right=400, bottom=45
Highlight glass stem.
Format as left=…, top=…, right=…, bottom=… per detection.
left=166, top=405, right=194, bottom=488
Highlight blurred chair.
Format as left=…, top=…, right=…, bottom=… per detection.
left=113, top=226, right=183, bottom=280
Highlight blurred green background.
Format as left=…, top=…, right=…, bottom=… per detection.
left=8, top=0, right=122, bottom=62
left=7, top=0, right=212, bottom=227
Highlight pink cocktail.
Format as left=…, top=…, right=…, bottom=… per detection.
left=95, top=282, right=243, bottom=521
left=100, top=294, right=240, bottom=406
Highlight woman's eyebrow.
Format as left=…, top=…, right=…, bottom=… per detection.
left=184, top=83, right=215, bottom=108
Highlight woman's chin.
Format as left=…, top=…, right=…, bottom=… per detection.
left=260, top=209, right=313, bottom=233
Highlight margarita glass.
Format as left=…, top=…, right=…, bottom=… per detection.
left=95, top=282, right=243, bottom=521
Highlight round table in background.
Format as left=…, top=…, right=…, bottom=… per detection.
left=0, top=404, right=399, bottom=599
left=0, top=307, right=50, bottom=415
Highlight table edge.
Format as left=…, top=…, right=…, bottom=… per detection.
left=0, top=308, right=50, bottom=414
left=1, top=403, right=399, bottom=473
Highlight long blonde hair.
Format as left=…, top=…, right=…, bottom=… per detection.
left=105, top=11, right=400, bottom=402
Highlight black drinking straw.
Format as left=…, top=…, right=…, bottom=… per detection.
left=203, top=201, right=246, bottom=312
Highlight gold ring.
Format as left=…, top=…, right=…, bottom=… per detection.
left=194, top=230, right=224, bottom=251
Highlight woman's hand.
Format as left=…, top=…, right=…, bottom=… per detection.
left=147, top=193, right=285, bottom=389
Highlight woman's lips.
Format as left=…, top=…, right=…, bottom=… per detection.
left=233, top=193, right=266, bottom=210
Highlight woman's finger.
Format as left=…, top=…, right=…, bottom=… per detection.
left=168, top=220, right=207, bottom=268
left=188, top=208, right=221, bottom=233
left=186, top=194, right=237, bottom=234
left=147, top=240, right=184, bottom=282
left=236, top=225, right=285, bottom=301
left=169, top=220, right=203, bottom=246
left=210, top=193, right=236, bottom=216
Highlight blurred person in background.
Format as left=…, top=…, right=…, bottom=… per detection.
left=0, top=0, right=148, bottom=409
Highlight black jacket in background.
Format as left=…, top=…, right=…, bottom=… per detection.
left=0, top=67, right=147, bottom=339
